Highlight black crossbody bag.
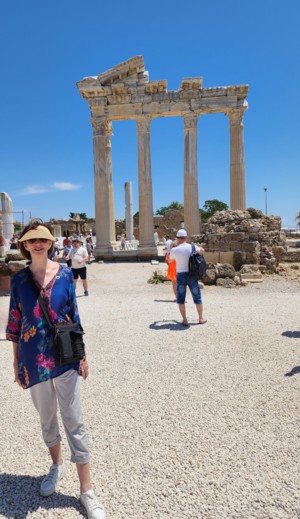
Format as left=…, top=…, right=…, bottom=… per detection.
left=27, top=269, right=85, bottom=366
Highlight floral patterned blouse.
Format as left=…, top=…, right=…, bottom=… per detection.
left=6, top=265, right=80, bottom=389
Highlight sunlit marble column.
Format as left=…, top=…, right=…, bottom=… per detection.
left=183, top=114, right=200, bottom=236
left=91, top=118, right=115, bottom=259
left=228, top=108, right=246, bottom=210
left=125, top=181, right=133, bottom=241
left=1, top=192, right=14, bottom=241
left=136, top=116, right=157, bottom=257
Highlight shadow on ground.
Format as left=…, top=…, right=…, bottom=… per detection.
left=150, top=320, right=195, bottom=331
left=0, top=473, right=84, bottom=518
left=285, top=366, right=300, bottom=377
left=154, top=299, right=177, bottom=303
left=282, top=330, right=300, bottom=338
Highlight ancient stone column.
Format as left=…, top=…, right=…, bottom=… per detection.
left=136, top=116, right=157, bottom=257
left=1, top=192, right=14, bottom=241
left=228, top=108, right=246, bottom=210
left=125, top=181, right=133, bottom=241
left=91, top=118, right=115, bottom=259
left=183, top=114, right=200, bottom=236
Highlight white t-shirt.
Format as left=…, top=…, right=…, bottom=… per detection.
left=164, top=239, right=173, bottom=253
left=70, top=246, right=88, bottom=269
left=169, top=242, right=200, bottom=273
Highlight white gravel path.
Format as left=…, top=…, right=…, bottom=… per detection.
left=1, top=262, right=300, bottom=519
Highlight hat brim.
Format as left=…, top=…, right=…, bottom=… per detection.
left=19, top=226, right=55, bottom=242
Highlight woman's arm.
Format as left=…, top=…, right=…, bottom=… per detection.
left=13, top=342, right=22, bottom=388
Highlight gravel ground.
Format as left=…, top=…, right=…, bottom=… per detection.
left=1, top=262, right=300, bottom=519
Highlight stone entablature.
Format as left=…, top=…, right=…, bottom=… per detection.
left=77, top=56, right=247, bottom=119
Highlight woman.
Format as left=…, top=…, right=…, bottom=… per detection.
left=6, top=220, right=105, bottom=519
left=63, top=237, right=72, bottom=267
left=166, top=240, right=177, bottom=300
left=66, top=237, right=89, bottom=296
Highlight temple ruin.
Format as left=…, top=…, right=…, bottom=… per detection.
left=77, top=56, right=248, bottom=260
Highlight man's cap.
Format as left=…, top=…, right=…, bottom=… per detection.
left=72, top=236, right=83, bottom=243
left=19, top=225, right=55, bottom=242
left=176, top=229, right=188, bottom=237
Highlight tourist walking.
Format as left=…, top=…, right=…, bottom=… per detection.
left=6, top=220, right=106, bottom=519
left=63, top=237, right=72, bottom=267
left=86, top=236, right=93, bottom=264
left=9, top=233, right=18, bottom=250
left=67, top=237, right=89, bottom=296
left=169, top=229, right=207, bottom=326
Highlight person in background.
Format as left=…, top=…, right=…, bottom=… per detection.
left=165, top=238, right=177, bottom=300
left=120, top=234, right=126, bottom=251
left=67, top=237, right=89, bottom=296
left=163, top=235, right=173, bottom=256
left=169, top=229, right=207, bottom=326
left=9, top=233, right=18, bottom=250
left=63, top=238, right=72, bottom=267
left=6, top=220, right=106, bottom=519
left=86, top=236, right=93, bottom=264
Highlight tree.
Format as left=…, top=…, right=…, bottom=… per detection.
left=69, top=212, right=88, bottom=220
left=296, top=212, right=300, bottom=228
left=200, top=199, right=229, bottom=223
left=156, top=201, right=184, bottom=216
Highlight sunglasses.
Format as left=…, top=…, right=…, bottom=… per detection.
left=27, top=238, right=49, bottom=244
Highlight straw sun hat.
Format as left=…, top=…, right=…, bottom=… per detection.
left=18, top=225, right=56, bottom=242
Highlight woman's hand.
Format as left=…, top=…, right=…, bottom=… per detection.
left=79, top=357, right=89, bottom=380
left=13, top=361, right=23, bottom=388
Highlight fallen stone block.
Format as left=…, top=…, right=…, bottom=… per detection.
left=239, top=273, right=263, bottom=283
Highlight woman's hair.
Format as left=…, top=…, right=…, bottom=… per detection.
left=18, top=219, right=55, bottom=260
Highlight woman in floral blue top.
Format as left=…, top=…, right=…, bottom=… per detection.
left=6, top=220, right=106, bottom=519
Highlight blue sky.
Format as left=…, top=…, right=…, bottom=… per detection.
left=0, top=0, right=299, bottom=227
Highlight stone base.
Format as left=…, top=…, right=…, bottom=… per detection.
left=137, top=245, right=158, bottom=260
left=93, top=245, right=115, bottom=261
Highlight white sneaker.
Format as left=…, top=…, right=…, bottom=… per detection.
left=40, top=463, right=66, bottom=497
left=80, top=489, right=106, bottom=519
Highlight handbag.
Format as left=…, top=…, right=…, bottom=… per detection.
left=188, top=243, right=207, bottom=280
left=27, top=269, right=85, bottom=366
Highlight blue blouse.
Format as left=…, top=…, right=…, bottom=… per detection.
left=6, top=265, right=80, bottom=389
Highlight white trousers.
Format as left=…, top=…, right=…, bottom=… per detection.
left=30, top=369, right=90, bottom=464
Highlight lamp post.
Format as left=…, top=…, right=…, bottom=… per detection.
left=264, top=188, right=268, bottom=215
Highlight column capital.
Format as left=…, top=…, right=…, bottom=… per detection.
left=183, top=113, right=199, bottom=129
left=227, top=108, right=245, bottom=126
left=136, top=115, right=152, bottom=133
left=90, top=118, right=112, bottom=137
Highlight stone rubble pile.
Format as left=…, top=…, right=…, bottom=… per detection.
left=196, top=208, right=287, bottom=272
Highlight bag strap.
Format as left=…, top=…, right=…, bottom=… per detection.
left=191, top=243, right=197, bottom=255
left=26, top=268, right=54, bottom=331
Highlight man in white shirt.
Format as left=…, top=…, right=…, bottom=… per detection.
left=67, top=237, right=89, bottom=296
left=169, top=229, right=207, bottom=326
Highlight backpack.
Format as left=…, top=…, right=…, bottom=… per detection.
left=188, top=243, right=207, bottom=280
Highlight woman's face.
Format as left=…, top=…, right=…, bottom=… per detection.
left=24, top=238, right=52, bottom=257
